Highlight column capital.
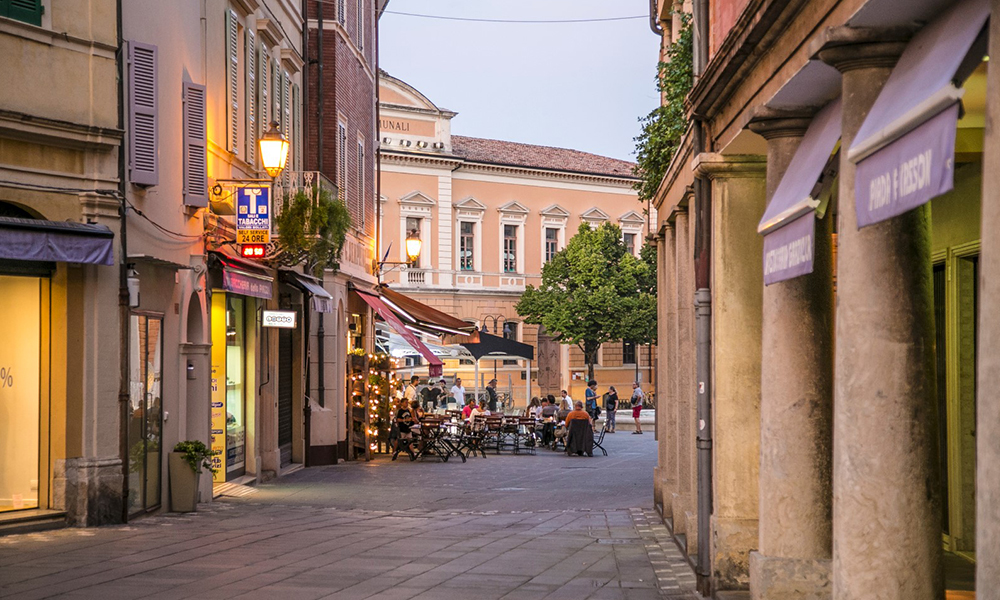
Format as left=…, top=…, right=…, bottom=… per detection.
left=811, top=26, right=912, bottom=73
left=692, top=152, right=766, bottom=180
left=747, top=107, right=815, bottom=141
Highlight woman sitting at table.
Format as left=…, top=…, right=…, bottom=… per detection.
left=392, top=398, right=417, bottom=460
left=410, top=399, right=426, bottom=423
left=469, top=398, right=490, bottom=421
left=525, top=396, right=541, bottom=418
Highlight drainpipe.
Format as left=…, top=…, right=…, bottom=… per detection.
left=115, top=0, right=131, bottom=524
left=648, top=0, right=664, bottom=36
left=315, top=0, right=326, bottom=408
left=374, top=0, right=383, bottom=284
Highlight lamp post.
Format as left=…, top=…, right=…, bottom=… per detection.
left=376, top=229, right=422, bottom=279
left=258, top=121, right=290, bottom=179
left=481, top=314, right=510, bottom=382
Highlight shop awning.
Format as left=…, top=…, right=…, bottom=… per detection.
left=209, top=250, right=273, bottom=299
left=758, top=98, right=841, bottom=285
left=849, top=0, right=989, bottom=227
left=280, top=269, right=333, bottom=313
left=0, top=216, right=114, bottom=266
left=377, top=284, right=476, bottom=336
left=357, top=290, right=444, bottom=376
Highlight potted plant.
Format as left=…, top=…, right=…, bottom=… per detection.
left=169, top=440, right=218, bottom=512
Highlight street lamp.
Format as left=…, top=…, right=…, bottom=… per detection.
left=404, top=229, right=422, bottom=264
left=258, top=121, right=289, bottom=178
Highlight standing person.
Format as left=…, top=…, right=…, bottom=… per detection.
left=423, top=379, right=443, bottom=411
left=559, top=389, right=574, bottom=412
left=630, top=382, right=645, bottom=434
left=450, top=377, right=466, bottom=409
left=584, top=380, right=599, bottom=419
left=486, top=378, right=499, bottom=413
left=404, top=375, right=419, bottom=404
left=604, top=386, right=619, bottom=433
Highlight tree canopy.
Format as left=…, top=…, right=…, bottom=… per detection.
left=516, top=222, right=657, bottom=380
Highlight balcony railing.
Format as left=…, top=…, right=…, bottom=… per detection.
left=271, top=171, right=338, bottom=224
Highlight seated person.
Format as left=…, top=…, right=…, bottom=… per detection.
left=539, top=398, right=559, bottom=420
left=462, top=400, right=475, bottom=420
left=392, top=399, right=416, bottom=460
left=565, top=401, right=592, bottom=425
left=469, top=399, right=490, bottom=421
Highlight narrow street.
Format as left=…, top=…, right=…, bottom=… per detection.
left=0, top=435, right=696, bottom=600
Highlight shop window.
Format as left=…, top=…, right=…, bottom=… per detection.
left=128, top=314, right=163, bottom=515
left=225, top=297, right=247, bottom=478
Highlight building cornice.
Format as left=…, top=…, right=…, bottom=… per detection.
left=692, top=153, right=766, bottom=179
left=0, top=110, right=122, bottom=151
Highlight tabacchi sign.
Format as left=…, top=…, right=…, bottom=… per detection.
left=262, top=310, right=297, bottom=328
left=236, top=185, right=271, bottom=244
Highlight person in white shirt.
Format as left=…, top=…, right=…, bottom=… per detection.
left=450, top=378, right=466, bottom=407
left=560, top=389, right=574, bottom=412
left=469, top=399, right=490, bottom=421
left=404, top=375, right=419, bottom=403
left=630, top=382, right=645, bottom=434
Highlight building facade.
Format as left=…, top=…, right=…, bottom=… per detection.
left=378, top=74, right=654, bottom=404
left=0, top=0, right=123, bottom=526
left=650, top=0, right=997, bottom=597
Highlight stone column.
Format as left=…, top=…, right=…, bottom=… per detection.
left=747, top=111, right=834, bottom=599
left=693, top=153, right=767, bottom=591
left=655, top=224, right=677, bottom=514
left=673, top=205, right=697, bottom=554
left=816, top=28, right=943, bottom=600
left=978, top=2, right=1000, bottom=593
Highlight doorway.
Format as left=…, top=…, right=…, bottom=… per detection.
left=278, top=327, right=293, bottom=467
left=127, top=314, right=163, bottom=515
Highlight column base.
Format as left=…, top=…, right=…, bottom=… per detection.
left=750, top=552, right=831, bottom=600
left=52, top=457, right=124, bottom=526
left=712, top=516, right=758, bottom=591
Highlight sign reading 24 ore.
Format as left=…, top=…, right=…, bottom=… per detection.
left=236, top=186, right=271, bottom=244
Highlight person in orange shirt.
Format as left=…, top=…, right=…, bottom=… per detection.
left=565, top=401, right=592, bottom=425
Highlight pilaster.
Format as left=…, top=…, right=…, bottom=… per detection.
left=655, top=224, right=676, bottom=515
left=694, top=153, right=766, bottom=591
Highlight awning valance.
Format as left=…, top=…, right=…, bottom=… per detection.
left=209, top=250, right=273, bottom=299
left=377, top=284, right=475, bottom=335
left=758, top=98, right=841, bottom=285
left=280, top=269, right=333, bottom=313
left=849, top=0, right=988, bottom=227
left=0, top=216, right=114, bottom=266
left=357, top=289, right=444, bottom=376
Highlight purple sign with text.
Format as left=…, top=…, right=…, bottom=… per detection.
left=763, top=213, right=814, bottom=286
left=855, top=103, right=958, bottom=228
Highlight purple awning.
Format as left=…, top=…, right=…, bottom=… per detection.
left=849, top=0, right=988, bottom=227
left=0, top=217, right=114, bottom=266
left=210, top=251, right=273, bottom=299
left=757, top=99, right=840, bottom=285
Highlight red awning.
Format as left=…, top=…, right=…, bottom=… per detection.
left=356, top=290, right=443, bottom=376
left=378, top=284, right=475, bottom=335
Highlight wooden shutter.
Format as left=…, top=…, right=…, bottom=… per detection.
left=4, top=0, right=44, bottom=26
left=357, top=0, right=363, bottom=49
left=246, top=28, right=256, bottom=167
left=183, top=82, right=208, bottom=207
left=272, top=59, right=280, bottom=129
left=292, top=84, right=301, bottom=172
left=337, top=0, right=345, bottom=25
left=259, top=45, right=269, bottom=131
left=226, top=9, right=239, bottom=154
left=282, top=71, right=291, bottom=140
left=128, top=41, right=158, bottom=187
left=357, top=141, right=365, bottom=228
left=338, top=122, right=347, bottom=204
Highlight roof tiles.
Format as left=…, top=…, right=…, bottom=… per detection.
left=450, top=135, right=637, bottom=179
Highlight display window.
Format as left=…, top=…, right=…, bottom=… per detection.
left=210, top=292, right=255, bottom=481
left=127, top=314, right=163, bottom=515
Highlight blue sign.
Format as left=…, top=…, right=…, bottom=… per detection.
left=236, top=186, right=270, bottom=233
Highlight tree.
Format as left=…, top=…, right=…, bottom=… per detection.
left=273, top=186, right=352, bottom=277
left=516, top=222, right=657, bottom=381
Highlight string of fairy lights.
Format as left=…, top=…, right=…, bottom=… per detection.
left=349, top=352, right=402, bottom=454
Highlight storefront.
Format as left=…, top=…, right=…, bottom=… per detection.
left=208, top=251, right=273, bottom=482
left=0, top=210, right=114, bottom=515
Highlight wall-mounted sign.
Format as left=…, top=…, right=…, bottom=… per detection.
left=262, top=310, right=297, bottom=328
left=236, top=186, right=270, bottom=244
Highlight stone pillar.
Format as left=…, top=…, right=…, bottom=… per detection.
left=693, top=153, right=767, bottom=591
left=816, top=28, right=943, bottom=600
left=978, top=2, right=1000, bottom=593
left=747, top=110, right=834, bottom=599
left=673, top=205, right=697, bottom=555
left=655, top=224, right=676, bottom=514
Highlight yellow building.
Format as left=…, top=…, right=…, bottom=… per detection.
left=378, top=74, right=655, bottom=405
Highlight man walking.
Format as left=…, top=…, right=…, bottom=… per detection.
left=630, top=382, right=645, bottom=434
left=404, top=375, right=419, bottom=405
left=450, top=377, right=465, bottom=409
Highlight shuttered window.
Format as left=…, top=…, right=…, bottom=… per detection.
left=292, top=83, right=301, bottom=172
left=337, top=0, right=345, bottom=25
left=356, top=0, right=364, bottom=49
left=1, top=0, right=44, bottom=26
left=338, top=121, right=348, bottom=209
left=225, top=9, right=239, bottom=154
left=272, top=59, right=280, bottom=130
left=183, top=82, right=208, bottom=207
left=259, top=44, right=269, bottom=133
left=357, top=140, right=365, bottom=228
left=128, top=41, right=158, bottom=187
left=246, top=28, right=256, bottom=167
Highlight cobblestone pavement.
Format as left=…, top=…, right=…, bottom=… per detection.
left=0, top=434, right=698, bottom=600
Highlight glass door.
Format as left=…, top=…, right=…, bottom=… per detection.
left=225, top=297, right=246, bottom=479
left=128, top=314, right=163, bottom=516
left=0, top=275, right=43, bottom=513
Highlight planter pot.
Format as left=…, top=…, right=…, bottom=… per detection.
left=169, top=452, right=201, bottom=512
left=349, top=354, right=367, bottom=371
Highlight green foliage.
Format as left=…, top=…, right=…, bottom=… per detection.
left=172, top=440, right=218, bottom=474
left=633, top=14, right=693, bottom=202
left=273, top=186, right=352, bottom=276
left=516, top=223, right=657, bottom=380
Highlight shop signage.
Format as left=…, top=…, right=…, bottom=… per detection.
left=762, top=214, right=814, bottom=285
left=262, top=310, right=297, bottom=328
left=236, top=186, right=271, bottom=244
left=855, top=102, right=958, bottom=228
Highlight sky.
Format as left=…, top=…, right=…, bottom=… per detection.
left=378, top=0, right=662, bottom=163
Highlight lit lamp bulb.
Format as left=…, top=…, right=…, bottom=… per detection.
left=405, top=229, right=422, bottom=263
left=258, top=121, right=290, bottom=178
